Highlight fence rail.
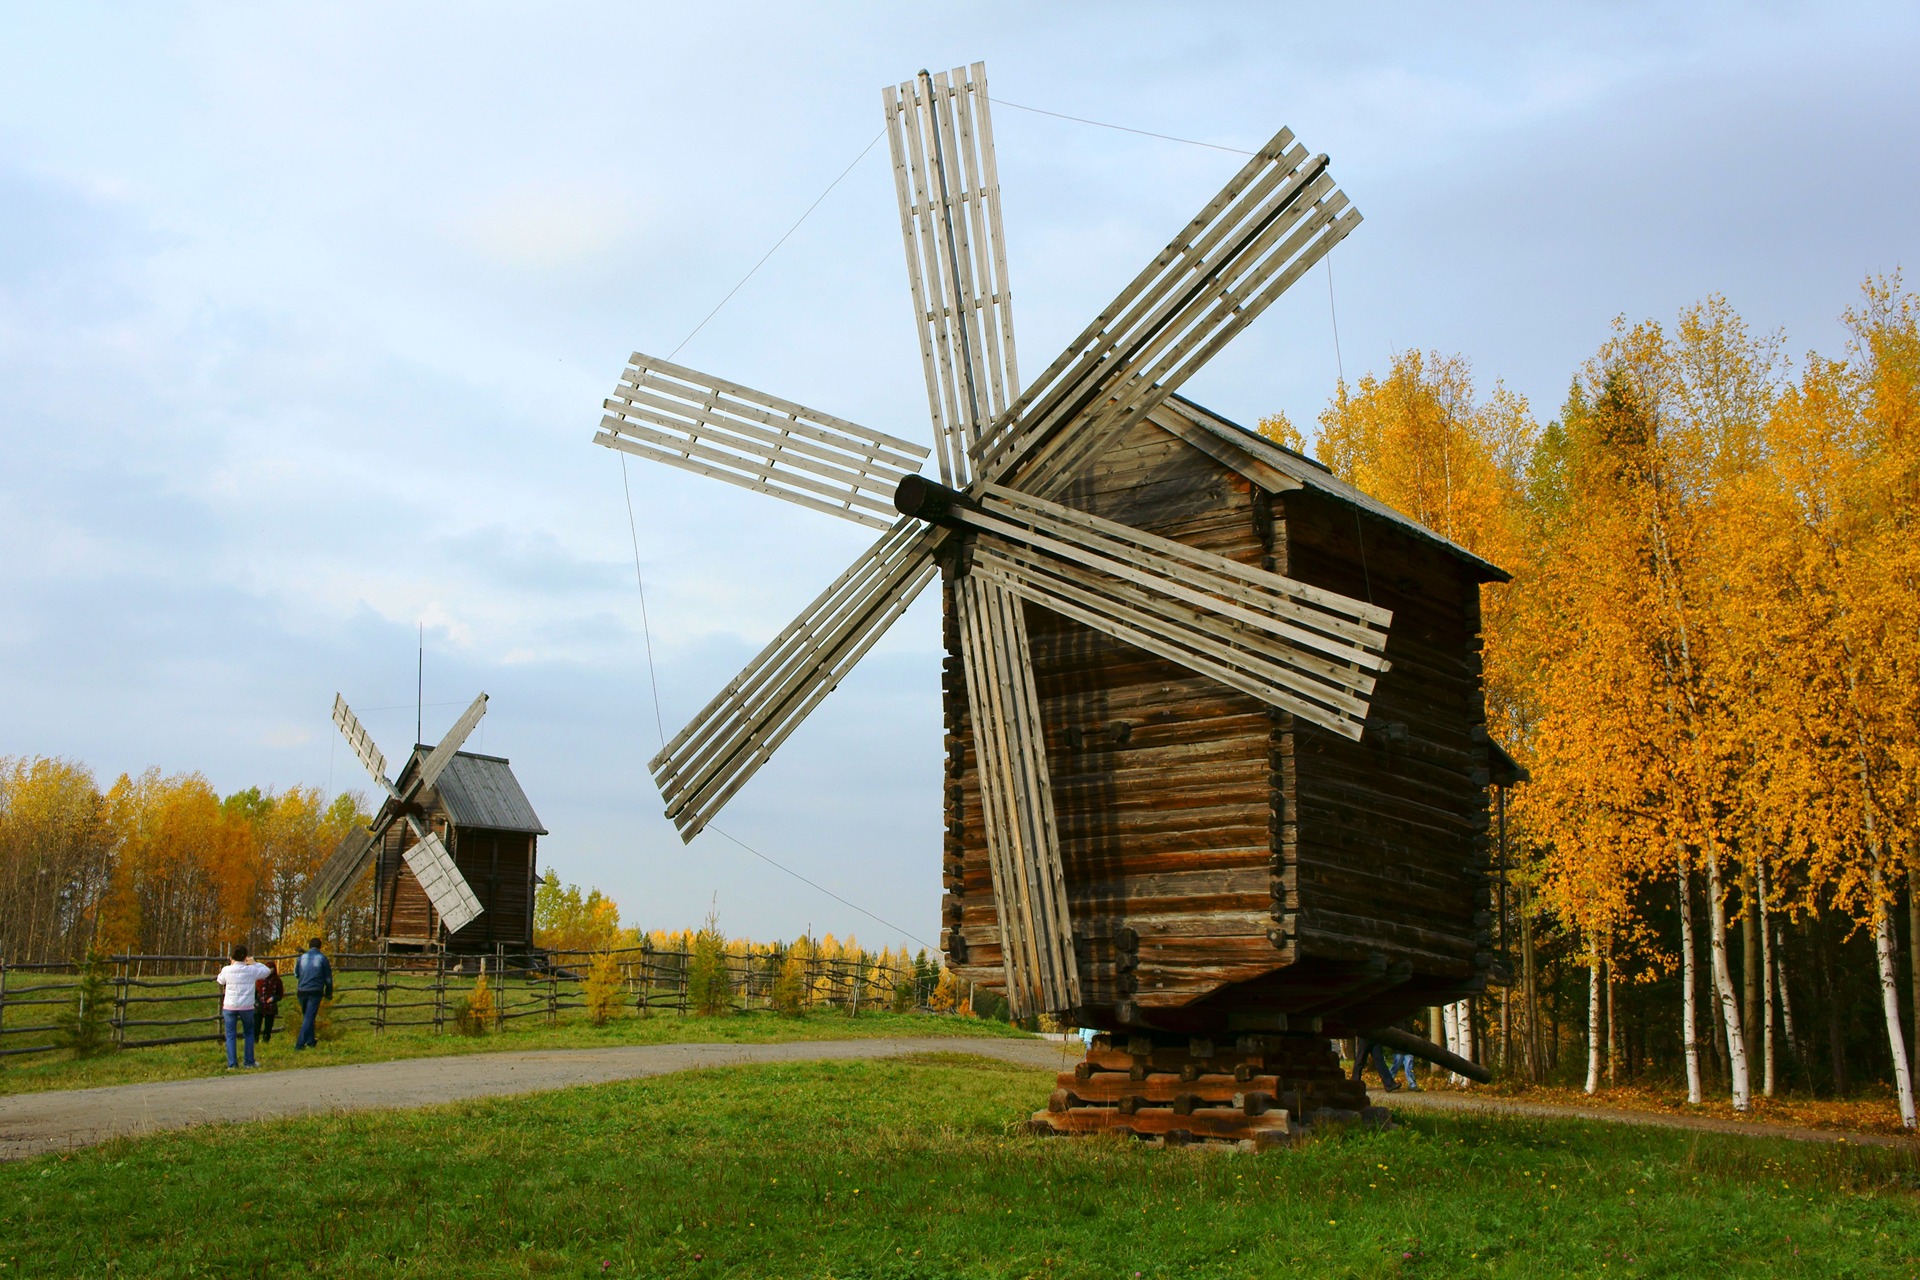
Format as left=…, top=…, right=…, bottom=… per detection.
left=0, top=944, right=948, bottom=1061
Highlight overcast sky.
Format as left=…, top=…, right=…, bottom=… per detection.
left=3, top=3, right=1915, bottom=951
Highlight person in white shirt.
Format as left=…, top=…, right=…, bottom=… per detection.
left=215, top=944, right=271, bottom=1069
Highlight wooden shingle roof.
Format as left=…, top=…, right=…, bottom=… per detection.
left=1148, top=395, right=1512, bottom=583
left=400, top=748, right=548, bottom=834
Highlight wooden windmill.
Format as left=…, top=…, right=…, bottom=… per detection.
left=599, top=65, right=1502, bottom=1143
left=307, top=693, right=547, bottom=954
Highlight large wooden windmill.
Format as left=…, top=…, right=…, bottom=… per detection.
left=599, top=65, right=1502, bottom=1143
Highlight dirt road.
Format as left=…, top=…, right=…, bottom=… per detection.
left=0, top=1037, right=1071, bottom=1161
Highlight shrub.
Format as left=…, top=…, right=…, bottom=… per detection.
left=583, top=952, right=623, bottom=1027
left=455, top=973, right=495, bottom=1035
left=55, top=951, right=115, bottom=1057
left=771, top=947, right=808, bottom=1016
left=687, top=908, right=733, bottom=1017
left=889, top=969, right=915, bottom=1013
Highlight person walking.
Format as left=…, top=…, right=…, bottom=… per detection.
left=293, top=937, right=333, bottom=1050
left=255, top=959, right=286, bottom=1043
left=216, top=944, right=271, bottom=1069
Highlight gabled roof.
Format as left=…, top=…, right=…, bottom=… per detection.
left=1147, top=395, right=1511, bottom=584
left=400, top=748, right=548, bottom=835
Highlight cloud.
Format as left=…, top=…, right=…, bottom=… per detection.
left=456, top=182, right=643, bottom=272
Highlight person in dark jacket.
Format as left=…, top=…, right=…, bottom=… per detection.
left=293, top=938, right=333, bottom=1050
left=255, top=960, right=286, bottom=1043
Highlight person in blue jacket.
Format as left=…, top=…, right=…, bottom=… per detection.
left=293, top=938, right=333, bottom=1049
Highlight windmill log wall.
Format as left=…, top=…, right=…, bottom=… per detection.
left=375, top=819, right=538, bottom=954
left=942, top=410, right=1495, bottom=1034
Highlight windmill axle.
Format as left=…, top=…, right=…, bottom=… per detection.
left=893, top=473, right=977, bottom=527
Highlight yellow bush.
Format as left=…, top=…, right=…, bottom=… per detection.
left=584, top=952, right=623, bottom=1026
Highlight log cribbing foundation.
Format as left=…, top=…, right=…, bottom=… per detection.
left=1029, top=1032, right=1389, bottom=1149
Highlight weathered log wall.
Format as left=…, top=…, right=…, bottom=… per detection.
left=941, top=412, right=1494, bottom=1032
left=944, top=416, right=1281, bottom=1014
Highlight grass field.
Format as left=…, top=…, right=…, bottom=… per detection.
left=3, top=1050, right=1914, bottom=1278
left=0, top=1009, right=1023, bottom=1097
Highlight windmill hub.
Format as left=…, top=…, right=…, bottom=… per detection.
left=892, top=473, right=974, bottom=527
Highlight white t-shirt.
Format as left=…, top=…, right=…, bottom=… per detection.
left=217, top=961, right=271, bottom=1011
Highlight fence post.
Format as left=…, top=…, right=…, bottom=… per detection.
left=547, top=959, right=558, bottom=1025
left=114, top=956, right=130, bottom=1048
left=678, top=949, right=690, bottom=1016
left=376, top=948, right=389, bottom=1033
left=494, top=944, right=506, bottom=1033
left=0, top=957, right=8, bottom=1047
left=434, top=950, right=446, bottom=1035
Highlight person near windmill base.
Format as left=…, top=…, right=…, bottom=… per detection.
left=215, top=944, right=272, bottom=1069
left=293, top=937, right=333, bottom=1050
left=254, top=959, right=286, bottom=1043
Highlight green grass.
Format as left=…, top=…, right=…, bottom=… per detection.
left=3, top=1052, right=1914, bottom=1278
left=0, top=1009, right=1022, bottom=1097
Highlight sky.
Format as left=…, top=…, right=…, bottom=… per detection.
left=2, top=2, right=1915, bottom=952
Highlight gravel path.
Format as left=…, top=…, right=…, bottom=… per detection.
left=4, top=1038, right=1906, bottom=1161
left=0, top=1037, right=1072, bottom=1162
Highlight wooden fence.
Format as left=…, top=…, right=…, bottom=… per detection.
left=0, top=945, right=947, bottom=1061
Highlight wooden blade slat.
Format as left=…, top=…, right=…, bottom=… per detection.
left=413, top=692, right=488, bottom=798
left=974, top=532, right=1375, bottom=717
left=968, top=130, right=1360, bottom=497
left=596, top=415, right=901, bottom=521
left=884, top=63, right=1020, bottom=488
left=1020, top=194, right=1361, bottom=496
left=596, top=431, right=896, bottom=531
left=979, top=483, right=1391, bottom=642
left=955, top=576, right=1079, bottom=1017
left=650, top=519, right=943, bottom=838
left=969, top=546, right=1371, bottom=740
left=965, top=130, right=1306, bottom=474
left=951, top=488, right=1390, bottom=686
left=599, top=353, right=929, bottom=528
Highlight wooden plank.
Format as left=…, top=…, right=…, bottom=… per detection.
left=596, top=413, right=904, bottom=513
left=595, top=431, right=897, bottom=531
left=969, top=550, right=1371, bottom=738
left=617, top=352, right=925, bottom=458
left=972, top=136, right=1342, bottom=489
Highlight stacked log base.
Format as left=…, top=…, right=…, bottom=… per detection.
left=1030, top=1033, right=1388, bottom=1150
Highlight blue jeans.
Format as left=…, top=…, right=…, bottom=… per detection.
left=1391, top=1052, right=1420, bottom=1089
left=223, top=1008, right=258, bottom=1067
left=296, top=991, right=323, bottom=1048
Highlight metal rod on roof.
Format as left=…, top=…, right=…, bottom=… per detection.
left=417, top=623, right=424, bottom=746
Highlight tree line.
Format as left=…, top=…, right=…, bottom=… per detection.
left=0, top=758, right=375, bottom=962
left=1261, top=274, right=1918, bottom=1125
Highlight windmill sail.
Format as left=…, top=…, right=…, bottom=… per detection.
left=402, top=828, right=484, bottom=935
left=954, top=575, right=1078, bottom=1018
left=598, top=354, right=929, bottom=530
left=885, top=62, right=1020, bottom=487
left=304, top=824, right=378, bottom=917
left=972, top=130, right=1360, bottom=497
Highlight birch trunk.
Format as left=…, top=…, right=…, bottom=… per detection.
left=1759, top=855, right=1776, bottom=1098
left=1703, top=845, right=1752, bottom=1110
left=1909, top=869, right=1918, bottom=1084
left=1776, top=924, right=1798, bottom=1071
left=1870, top=861, right=1917, bottom=1128
left=1585, top=956, right=1602, bottom=1094
left=1605, top=950, right=1619, bottom=1084
left=1678, top=846, right=1703, bottom=1104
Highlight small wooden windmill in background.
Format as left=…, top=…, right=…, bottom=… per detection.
left=597, top=63, right=1502, bottom=1145
left=306, top=694, right=547, bottom=955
